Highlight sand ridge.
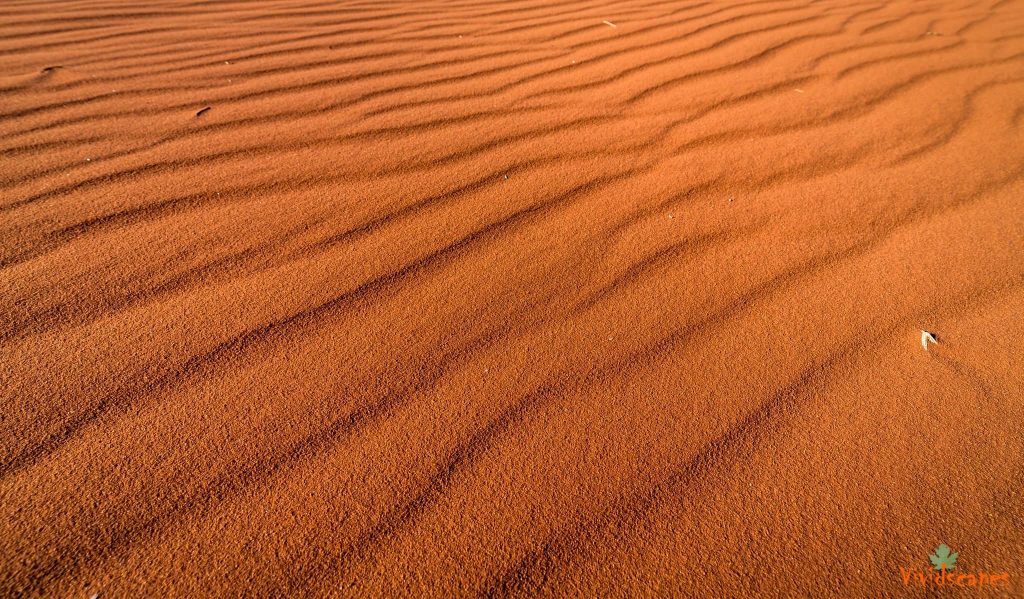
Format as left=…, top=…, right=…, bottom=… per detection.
left=1, top=0, right=1023, bottom=596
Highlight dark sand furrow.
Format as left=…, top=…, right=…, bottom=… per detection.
left=2, top=0, right=842, bottom=138
left=633, top=165, right=1024, bottom=367
left=834, top=39, right=972, bottom=79
left=890, top=77, right=1024, bottom=165
left=0, top=43, right=556, bottom=127
left=370, top=8, right=833, bottom=115
left=308, top=187, right=1021, bottom=587
left=0, top=167, right=644, bottom=478
left=654, top=55, right=1024, bottom=158
left=0, top=214, right=329, bottom=344
left=575, top=220, right=770, bottom=312
left=6, top=55, right=1011, bottom=277
left=558, top=0, right=821, bottom=49
left=0, top=115, right=632, bottom=268
left=859, top=6, right=940, bottom=35
left=13, top=312, right=536, bottom=596
left=0, top=26, right=183, bottom=56
left=952, top=0, right=1007, bottom=36
left=2, top=50, right=1012, bottom=286
left=485, top=279, right=1024, bottom=595
left=281, top=221, right=1024, bottom=596
left=1, top=107, right=861, bottom=346
left=0, top=44, right=570, bottom=148
left=624, top=26, right=849, bottom=104
left=0, top=95, right=560, bottom=193
left=807, top=31, right=964, bottom=71
left=2, top=7, right=839, bottom=175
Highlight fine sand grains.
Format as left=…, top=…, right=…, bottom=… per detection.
left=1, top=0, right=1023, bottom=596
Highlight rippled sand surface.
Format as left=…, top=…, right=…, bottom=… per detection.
left=2, top=0, right=1023, bottom=595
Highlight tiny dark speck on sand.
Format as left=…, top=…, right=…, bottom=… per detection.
left=196, top=106, right=212, bottom=117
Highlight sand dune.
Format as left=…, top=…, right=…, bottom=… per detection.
left=2, top=0, right=1023, bottom=596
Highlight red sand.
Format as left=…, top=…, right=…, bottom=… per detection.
left=1, top=0, right=1023, bottom=596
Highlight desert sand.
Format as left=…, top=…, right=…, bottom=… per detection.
left=2, top=0, right=1023, bottom=596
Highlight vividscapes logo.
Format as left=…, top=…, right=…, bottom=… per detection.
left=899, top=544, right=1011, bottom=589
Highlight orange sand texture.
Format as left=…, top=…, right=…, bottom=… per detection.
left=2, top=0, right=1023, bottom=596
